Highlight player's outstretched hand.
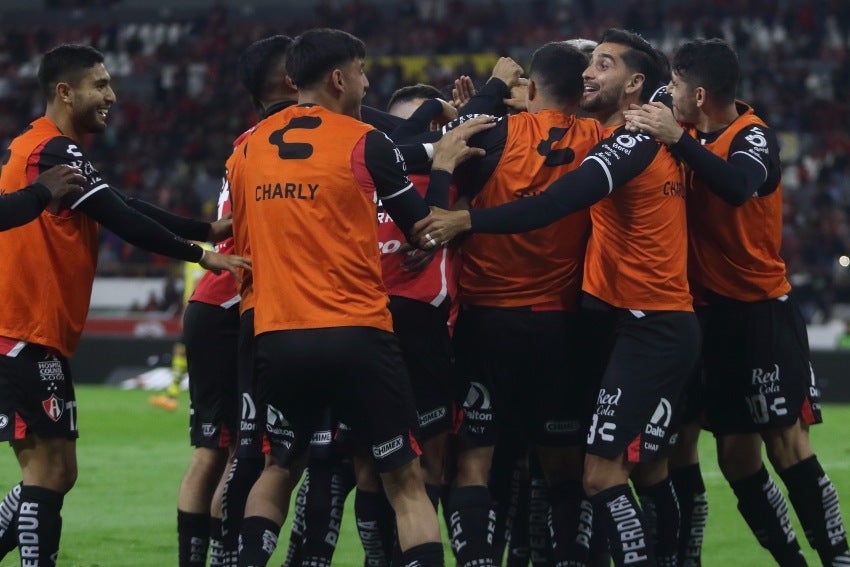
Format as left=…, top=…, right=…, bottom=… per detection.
left=432, top=115, right=496, bottom=173
left=200, top=251, right=251, bottom=281
left=451, top=75, right=477, bottom=109
left=36, top=164, right=86, bottom=200
left=489, top=57, right=523, bottom=88
left=412, top=207, right=472, bottom=250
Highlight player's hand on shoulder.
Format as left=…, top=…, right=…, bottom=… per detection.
left=431, top=115, right=496, bottom=172
left=200, top=250, right=251, bottom=281
left=36, top=164, right=86, bottom=200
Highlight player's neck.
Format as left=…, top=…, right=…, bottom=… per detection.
left=696, top=104, right=740, bottom=133
left=597, top=107, right=625, bottom=129
left=44, top=106, right=81, bottom=143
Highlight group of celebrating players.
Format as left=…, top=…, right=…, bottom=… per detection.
left=0, top=18, right=847, bottom=567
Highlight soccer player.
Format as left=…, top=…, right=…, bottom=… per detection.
left=0, top=43, right=248, bottom=566
left=430, top=42, right=602, bottom=567
left=625, top=37, right=850, bottom=566
left=218, top=34, right=300, bottom=567
left=413, top=29, right=699, bottom=567
left=229, top=28, right=489, bottom=567
left=0, top=164, right=86, bottom=230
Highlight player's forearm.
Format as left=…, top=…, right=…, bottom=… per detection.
left=0, top=183, right=52, bottom=230
left=671, top=133, right=750, bottom=206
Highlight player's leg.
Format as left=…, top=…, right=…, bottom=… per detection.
left=2, top=346, right=79, bottom=566
left=178, top=301, right=239, bottom=567
left=221, top=308, right=265, bottom=563
left=584, top=308, right=699, bottom=567
left=707, top=297, right=808, bottom=566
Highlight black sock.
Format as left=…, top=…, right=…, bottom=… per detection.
left=178, top=510, right=210, bottom=567
left=400, top=541, right=445, bottom=567
left=448, top=485, right=495, bottom=567
left=355, top=488, right=393, bottom=567
left=0, top=482, right=22, bottom=559
left=17, top=485, right=64, bottom=567
left=589, top=484, right=654, bottom=567
left=779, top=455, right=850, bottom=564
left=209, top=516, right=228, bottom=566
left=635, top=477, right=680, bottom=567
left=548, top=481, right=591, bottom=566
left=671, top=464, right=707, bottom=567
left=506, top=469, right=530, bottom=567
left=587, top=497, right=611, bottom=567
left=284, top=470, right=308, bottom=567
left=302, top=462, right=350, bottom=566
left=528, top=473, right=550, bottom=566
left=238, top=515, right=280, bottom=567
left=222, top=456, right=264, bottom=557
left=729, top=466, right=806, bottom=566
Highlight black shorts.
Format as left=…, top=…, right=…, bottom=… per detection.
left=389, top=296, right=454, bottom=441
left=0, top=344, right=78, bottom=441
left=184, top=301, right=240, bottom=449
left=677, top=307, right=708, bottom=428
left=255, top=326, right=421, bottom=474
left=234, top=308, right=266, bottom=459
left=703, top=293, right=823, bottom=435
left=452, top=305, right=590, bottom=449
left=581, top=296, right=701, bottom=463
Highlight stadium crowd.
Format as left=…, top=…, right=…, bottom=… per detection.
left=0, top=0, right=849, bottom=320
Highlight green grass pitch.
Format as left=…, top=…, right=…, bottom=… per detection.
left=1, top=385, right=848, bottom=566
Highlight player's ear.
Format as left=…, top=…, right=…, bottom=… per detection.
left=527, top=78, right=537, bottom=101
left=56, top=82, right=73, bottom=104
left=331, top=68, right=345, bottom=93
left=626, top=73, right=645, bottom=96
left=695, top=86, right=706, bottom=108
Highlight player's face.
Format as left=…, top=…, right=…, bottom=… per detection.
left=668, top=71, right=699, bottom=124
left=581, top=43, right=632, bottom=115
left=70, top=63, right=115, bottom=134
left=342, top=58, right=369, bottom=120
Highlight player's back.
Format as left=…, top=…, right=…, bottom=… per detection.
left=239, top=104, right=392, bottom=334
left=461, top=110, right=601, bottom=309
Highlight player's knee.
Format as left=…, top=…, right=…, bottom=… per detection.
left=763, top=422, right=813, bottom=471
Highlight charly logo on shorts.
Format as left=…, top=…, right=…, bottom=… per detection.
left=418, top=406, right=447, bottom=427
left=372, top=435, right=404, bottom=459
left=0, top=414, right=8, bottom=429
left=42, top=394, right=64, bottom=422
left=38, top=357, right=64, bottom=382
left=201, top=423, right=216, bottom=438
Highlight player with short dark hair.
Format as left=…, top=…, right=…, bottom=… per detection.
left=626, top=37, right=850, bottom=567
left=414, top=29, right=698, bottom=567
left=434, top=43, right=603, bottom=567
left=230, top=28, right=490, bottom=567
left=0, top=42, right=248, bottom=566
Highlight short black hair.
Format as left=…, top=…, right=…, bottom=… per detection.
left=237, top=34, right=292, bottom=107
left=599, top=28, right=670, bottom=103
left=387, top=83, right=443, bottom=112
left=286, top=28, right=366, bottom=90
left=672, top=38, right=739, bottom=106
left=38, top=44, right=104, bottom=101
left=529, top=42, right=586, bottom=106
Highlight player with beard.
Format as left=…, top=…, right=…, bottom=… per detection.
left=625, top=37, right=850, bottom=567
left=413, top=29, right=699, bottom=567
left=0, top=43, right=247, bottom=566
